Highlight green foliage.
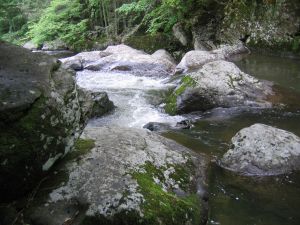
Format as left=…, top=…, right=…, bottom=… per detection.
left=28, top=0, right=89, bottom=50
left=0, top=0, right=51, bottom=44
left=117, top=0, right=195, bottom=34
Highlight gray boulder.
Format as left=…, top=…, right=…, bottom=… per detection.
left=165, top=60, right=273, bottom=115
left=0, top=42, right=106, bottom=201
left=23, top=126, right=209, bottom=225
left=61, top=44, right=176, bottom=77
left=23, top=40, right=40, bottom=50
left=176, top=44, right=250, bottom=74
left=220, top=124, right=300, bottom=176
left=42, top=39, right=68, bottom=51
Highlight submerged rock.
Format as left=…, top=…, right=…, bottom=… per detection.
left=24, top=126, right=209, bottom=225
left=0, top=42, right=102, bottom=201
left=165, top=60, right=273, bottom=115
left=61, top=44, right=176, bottom=77
left=176, top=44, right=250, bottom=74
left=220, top=124, right=300, bottom=176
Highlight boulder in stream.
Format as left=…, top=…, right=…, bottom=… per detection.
left=60, top=44, right=176, bottom=77
left=165, top=60, right=273, bottom=115
left=220, top=124, right=300, bottom=176
left=0, top=42, right=111, bottom=201
left=23, top=126, right=209, bottom=225
left=175, top=44, right=250, bottom=74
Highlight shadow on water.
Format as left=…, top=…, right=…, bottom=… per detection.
left=163, top=53, right=300, bottom=225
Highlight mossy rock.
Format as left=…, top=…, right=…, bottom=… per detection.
left=0, top=42, right=91, bottom=202
left=165, top=76, right=197, bottom=115
left=22, top=127, right=209, bottom=225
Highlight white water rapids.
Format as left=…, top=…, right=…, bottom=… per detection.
left=76, top=70, right=185, bottom=128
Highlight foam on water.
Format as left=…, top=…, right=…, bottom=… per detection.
left=76, top=70, right=185, bottom=128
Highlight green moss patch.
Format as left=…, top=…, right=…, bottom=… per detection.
left=65, top=138, right=96, bottom=161
left=165, top=75, right=196, bottom=115
left=132, top=161, right=201, bottom=225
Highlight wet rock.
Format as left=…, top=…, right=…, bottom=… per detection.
left=176, top=44, right=250, bottom=74
left=220, top=124, right=300, bottom=176
left=24, top=126, right=209, bottom=225
left=61, top=44, right=176, bottom=77
left=175, top=120, right=193, bottom=129
left=143, top=122, right=171, bottom=132
left=60, top=51, right=111, bottom=71
left=90, top=92, right=114, bottom=117
left=0, top=42, right=93, bottom=201
left=165, top=60, right=273, bottom=115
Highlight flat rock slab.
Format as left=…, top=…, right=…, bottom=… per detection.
left=24, top=126, right=209, bottom=225
left=220, top=123, right=300, bottom=176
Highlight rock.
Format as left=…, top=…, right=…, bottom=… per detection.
left=42, top=39, right=68, bottom=51
left=62, top=44, right=176, bottom=77
left=0, top=42, right=94, bottom=201
left=176, top=44, right=250, bottom=74
left=165, top=60, right=273, bottom=115
left=217, top=0, right=300, bottom=54
left=172, top=23, right=189, bottom=47
left=60, top=51, right=111, bottom=71
left=143, top=122, right=171, bottom=132
left=220, top=124, right=300, bottom=176
left=175, top=120, right=193, bottom=129
left=90, top=92, right=114, bottom=117
left=23, top=40, right=40, bottom=50
left=152, top=49, right=176, bottom=65
left=23, top=126, right=209, bottom=225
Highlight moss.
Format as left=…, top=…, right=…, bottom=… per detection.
left=165, top=76, right=196, bottom=115
left=131, top=161, right=202, bottom=225
left=65, top=138, right=95, bottom=161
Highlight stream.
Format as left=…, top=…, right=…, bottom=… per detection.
left=76, top=53, right=300, bottom=225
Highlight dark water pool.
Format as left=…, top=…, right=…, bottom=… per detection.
left=163, top=53, right=300, bottom=225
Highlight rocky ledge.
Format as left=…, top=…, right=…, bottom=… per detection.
left=22, top=126, right=209, bottom=225
left=220, top=124, right=300, bottom=176
left=0, top=42, right=113, bottom=201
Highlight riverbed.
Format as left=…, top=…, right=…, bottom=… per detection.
left=76, top=52, right=300, bottom=225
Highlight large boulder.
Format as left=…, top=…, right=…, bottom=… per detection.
left=165, top=60, right=273, bottom=115
left=23, top=126, right=209, bottom=225
left=0, top=42, right=109, bottom=201
left=220, top=124, right=300, bottom=176
left=175, top=44, right=250, bottom=74
left=60, top=44, right=176, bottom=77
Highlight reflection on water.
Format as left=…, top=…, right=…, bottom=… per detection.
left=164, top=53, right=300, bottom=225
left=235, top=53, right=300, bottom=93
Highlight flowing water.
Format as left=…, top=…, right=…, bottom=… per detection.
left=76, top=53, right=300, bottom=225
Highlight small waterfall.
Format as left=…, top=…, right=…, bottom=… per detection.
left=76, top=70, right=185, bottom=128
